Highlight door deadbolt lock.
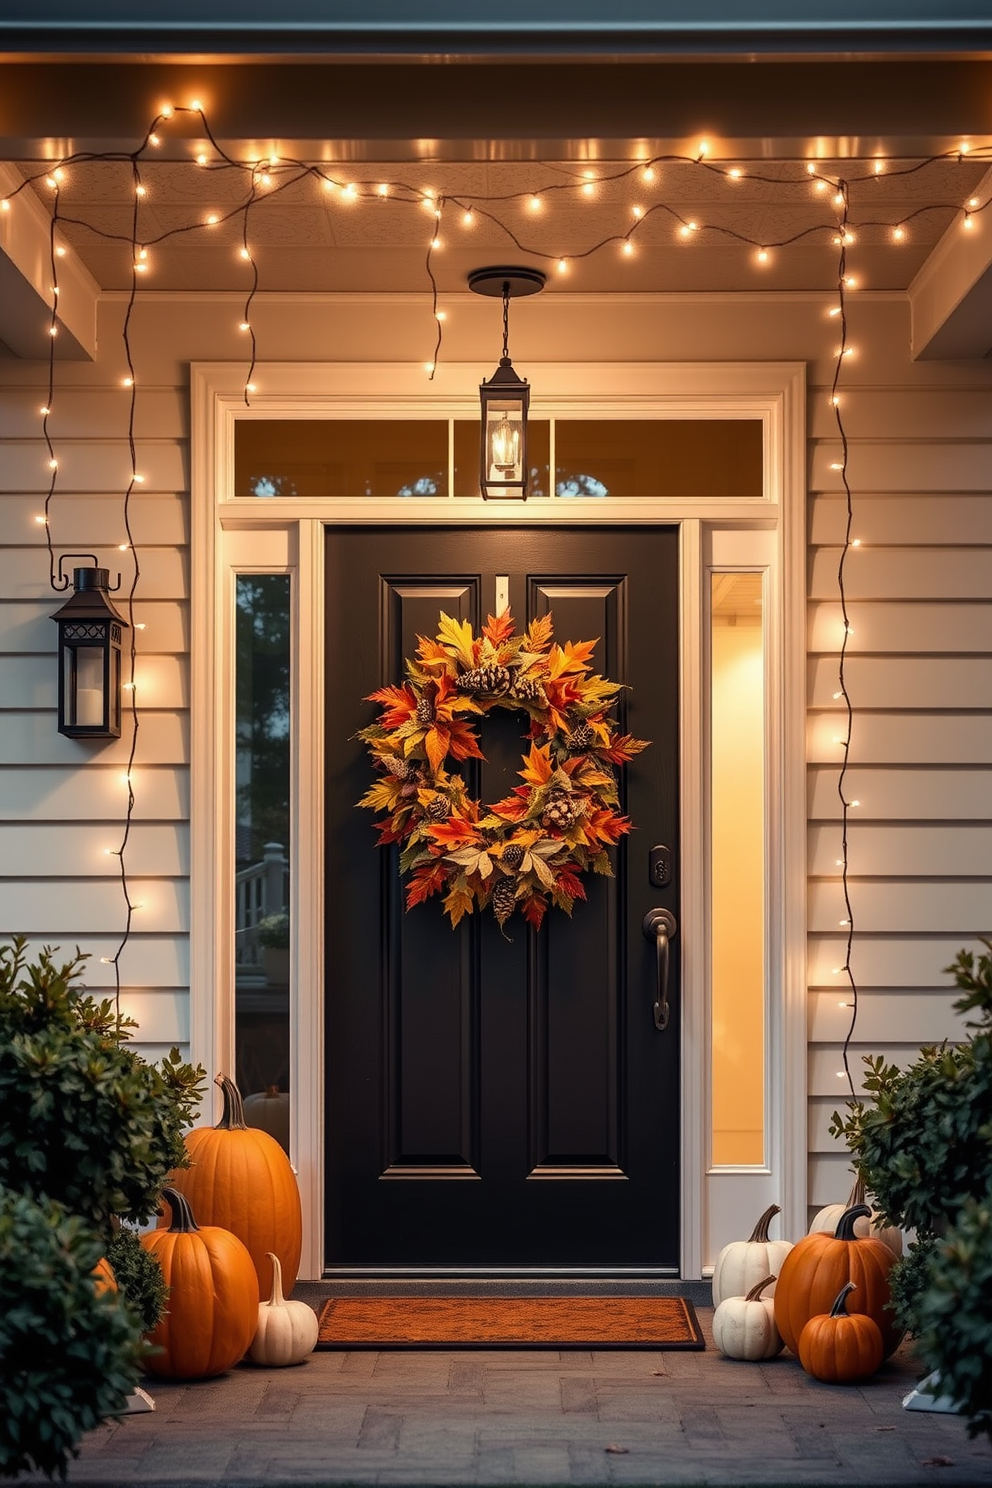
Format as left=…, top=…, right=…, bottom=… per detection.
left=648, top=844, right=672, bottom=888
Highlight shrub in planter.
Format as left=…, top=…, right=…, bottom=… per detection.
left=0, top=937, right=204, bottom=1238
left=915, top=1190, right=992, bottom=1441
left=831, top=937, right=992, bottom=1437
left=0, top=1185, right=143, bottom=1481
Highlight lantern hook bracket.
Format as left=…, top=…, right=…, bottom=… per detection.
left=54, top=554, right=123, bottom=593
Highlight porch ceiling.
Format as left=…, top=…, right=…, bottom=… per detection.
left=1, top=55, right=991, bottom=309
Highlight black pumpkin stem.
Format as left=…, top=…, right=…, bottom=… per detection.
left=161, top=1186, right=200, bottom=1233
left=834, top=1203, right=871, bottom=1241
left=747, top=1204, right=781, bottom=1243
left=745, top=1275, right=777, bottom=1302
left=215, top=1072, right=249, bottom=1131
left=830, top=1281, right=857, bottom=1317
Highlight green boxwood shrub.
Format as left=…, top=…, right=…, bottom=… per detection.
left=0, top=1186, right=143, bottom=1481
left=0, top=937, right=204, bottom=1231
left=832, top=937, right=992, bottom=1439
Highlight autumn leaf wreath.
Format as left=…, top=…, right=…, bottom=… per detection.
left=357, top=609, right=649, bottom=929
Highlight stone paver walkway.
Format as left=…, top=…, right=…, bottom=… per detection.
left=37, top=1310, right=992, bottom=1487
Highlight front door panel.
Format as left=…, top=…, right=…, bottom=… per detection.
left=324, top=526, right=679, bottom=1268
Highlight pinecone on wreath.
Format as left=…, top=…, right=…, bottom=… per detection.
left=501, top=842, right=525, bottom=870
left=415, top=696, right=435, bottom=725
left=541, top=791, right=578, bottom=831
left=458, top=663, right=512, bottom=696
left=566, top=722, right=594, bottom=752
left=491, top=875, right=518, bottom=925
left=384, top=755, right=415, bottom=780
left=511, top=674, right=546, bottom=705
left=424, top=796, right=450, bottom=822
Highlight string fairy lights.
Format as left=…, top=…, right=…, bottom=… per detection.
left=6, top=103, right=991, bottom=1042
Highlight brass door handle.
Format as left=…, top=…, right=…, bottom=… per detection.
left=642, top=908, right=678, bottom=1031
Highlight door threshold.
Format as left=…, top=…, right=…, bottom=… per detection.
left=304, top=1272, right=711, bottom=1304
left=323, top=1265, right=680, bottom=1279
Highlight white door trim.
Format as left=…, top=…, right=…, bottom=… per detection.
left=191, top=359, right=807, bottom=1279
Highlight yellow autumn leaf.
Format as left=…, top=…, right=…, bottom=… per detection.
left=436, top=611, right=477, bottom=669
left=443, top=881, right=475, bottom=928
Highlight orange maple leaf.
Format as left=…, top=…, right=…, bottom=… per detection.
left=415, top=635, right=451, bottom=669
left=427, top=817, right=483, bottom=848
left=424, top=724, right=450, bottom=772
left=555, top=868, right=588, bottom=902
left=482, top=609, right=515, bottom=647
left=519, top=740, right=554, bottom=786
left=367, top=683, right=417, bottom=729
left=490, top=794, right=529, bottom=822
left=406, top=862, right=448, bottom=908
left=521, top=893, right=548, bottom=930
left=600, top=733, right=650, bottom=764
left=524, top=613, right=554, bottom=653
left=446, top=718, right=486, bottom=762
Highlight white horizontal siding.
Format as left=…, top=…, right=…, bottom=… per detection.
left=0, top=713, right=188, bottom=765
left=0, top=310, right=190, bottom=1051
left=808, top=602, right=992, bottom=654
left=1, top=879, right=189, bottom=935
left=0, top=765, right=189, bottom=820
left=809, top=546, right=992, bottom=600
left=0, top=547, right=186, bottom=601
left=808, top=711, right=992, bottom=763
left=0, top=440, right=187, bottom=495
left=8, top=599, right=188, bottom=655
left=1, top=654, right=188, bottom=711
left=809, top=655, right=992, bottom=709
left=1, top=823, right=189, bottom=877
left=807, top=319, right=992, bottom=1210
left=808, top=766, right=992, bottom=820
left=5, top=493, right=189, bottom=548
left=809, top=881, right=992, bottom=934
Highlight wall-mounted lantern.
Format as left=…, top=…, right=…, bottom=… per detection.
left=468, top=265, right=546, bottom=499
left=51, top=558, right=129, bottom=739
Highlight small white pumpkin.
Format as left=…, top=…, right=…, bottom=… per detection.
left=247, top=1251, right=319, bottom=1367
left=712, top=1275, right=783, bottom=1360
left=808, top=1173, right=903, bottom=1258
left=712, top=1204, right=793, bottom=1305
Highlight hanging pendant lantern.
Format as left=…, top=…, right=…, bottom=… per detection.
left=51, top=560, right=129, bottom=739
left=469, top=266, right=546, bottom=500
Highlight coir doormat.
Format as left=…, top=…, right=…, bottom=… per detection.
left=316, top=1295, right=704, bottom=1349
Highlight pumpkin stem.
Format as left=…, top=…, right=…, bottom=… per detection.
left=161, top=1186, right=200, bottom=1233
left=745, top=1275, right=777, bottom=1302
left=266, top=1251, right=285, bottom=1306
left=215, top=1072, right=249, bottom=1131
left=830, top=1281, right=857, bottom=1318
left=834, top=1203, right=871, bottom=1241
left=746, top=1204, right=781, bottom=1243
left=846, top=1172, right=867, bottom=1209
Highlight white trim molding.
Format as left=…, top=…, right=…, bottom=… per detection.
left=190, top=358, right=807, bottom=1279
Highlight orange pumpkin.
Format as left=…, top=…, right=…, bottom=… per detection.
left=92, top=1257, right=117, bottom=1296
left=798, top=1282, right=884, bottom=1382
left=162, top=1073, right=302, bottom=1297
left=141, top=1187, right=259, bottom=1379
left=773, top=1203, right=902, bottom=1358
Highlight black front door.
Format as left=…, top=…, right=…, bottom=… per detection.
left=325, top=525, right=680, bottom=1269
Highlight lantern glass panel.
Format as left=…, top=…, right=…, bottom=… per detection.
left=71, top=644, right=106, bottom=729
left=484, top=397, right=525, bottom=486
left=110, top=644, right=122, bottom=733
